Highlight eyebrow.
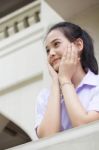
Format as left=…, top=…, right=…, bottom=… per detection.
left=50, top=39, right=60, bottom=43
left=45, top=39, right=60, bottom=49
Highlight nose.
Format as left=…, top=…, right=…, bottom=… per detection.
left=49, top=48, right=56, bottom=56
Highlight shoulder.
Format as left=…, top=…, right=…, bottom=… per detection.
left=97, top=75, right=99, bottom=85
left=84, top=71, right=99, bottom=98
left=90, top=74, right=99, bottom=98
left=36, top=88, right=50, bottom=105
left=87, top=70, right=99, bottom=88
left=37, top=88, right=50, bottom=99
left=93, top=74, right=99, bottom=89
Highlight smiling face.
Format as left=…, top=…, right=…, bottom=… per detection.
left=45, top=29, right=71, bottom=72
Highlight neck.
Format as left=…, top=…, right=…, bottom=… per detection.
left=72, top=64, right=86, bottom=88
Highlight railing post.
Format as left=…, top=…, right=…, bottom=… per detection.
left=0, top=0, right=41, bottom=40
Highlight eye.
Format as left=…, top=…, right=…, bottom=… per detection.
left=46, top=48, right=50, bottom=54
left=54, top=41, right=60, bottom=47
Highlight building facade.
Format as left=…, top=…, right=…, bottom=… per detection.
left=0, top=0, right=99, bottom=149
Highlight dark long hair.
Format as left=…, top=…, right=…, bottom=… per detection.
left=46, top=22, right=98, bottom=74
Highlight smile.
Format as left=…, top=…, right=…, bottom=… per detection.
left=52, top=58, right=60, bottom=65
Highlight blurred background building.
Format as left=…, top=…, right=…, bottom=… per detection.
left=0, top=0, right=99, bottom=149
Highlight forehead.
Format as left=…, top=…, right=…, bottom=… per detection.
left=45, top=30, right=66, bottom=46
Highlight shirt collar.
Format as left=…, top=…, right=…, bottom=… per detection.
left=61, top=70, right=99, bottom=102
left=76, top=70, right=99, bottom=90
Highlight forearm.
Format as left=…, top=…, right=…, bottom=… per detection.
left=61, top=83, right=90, bottom=127
left=37, top=82, right=61, bottom=138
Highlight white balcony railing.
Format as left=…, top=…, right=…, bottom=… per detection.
left=7, top=120, right=99, bottom=150
left=0, top=0, right=41, bottom=40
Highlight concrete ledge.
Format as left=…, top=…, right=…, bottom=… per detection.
left=8, top=120, right=99, bottom=150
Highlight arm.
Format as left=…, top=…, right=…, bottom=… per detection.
left=61, top=82, right=99, bottom=127
left=37, top=64, right=61, bottom=138
left=59, top=44, right=99, bottom=127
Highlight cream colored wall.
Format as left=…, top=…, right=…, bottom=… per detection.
left=0, top=22, right=46, bottom=140
left=69, top=4, right=99, bottom=64
left=0, top=1, right=64, bottom=141
left=41, top=0, right=63, bottom=25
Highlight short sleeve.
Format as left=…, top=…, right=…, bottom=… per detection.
left=87, top=87, right=99, bottom=112
left=34, top=88, right=50, bottom=129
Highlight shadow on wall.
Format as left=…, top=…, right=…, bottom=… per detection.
left=0, top=113, right=32, bottom=150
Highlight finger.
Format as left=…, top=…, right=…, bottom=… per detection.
left=61, top=46, right=67, bottom=62
left=47, top=62, right=52, bottom=71
left=71, top=43, right=76, bottom=62
left=63, top=45, right=68, bottom=57
left=63, top=47, right=67, bottom=57
left=66, top=44, right=72, bottom=61
left=71, top=43, right=79, bottom=63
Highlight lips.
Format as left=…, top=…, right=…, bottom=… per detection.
left=52, top=58, right=60, bottom=65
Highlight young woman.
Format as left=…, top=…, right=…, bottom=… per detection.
left=34, top=22, right=99, bottom=138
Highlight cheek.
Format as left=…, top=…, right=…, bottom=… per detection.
left=47, top=56, right=50, bottom=62
left=57, top=46, right=66, bottom=57
left=56, top=47, right=65, bottom=56
left=47, top=56, right=52, bottom=64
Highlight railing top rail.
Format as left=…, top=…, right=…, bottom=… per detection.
left=0, top=0, right=40, bottom=24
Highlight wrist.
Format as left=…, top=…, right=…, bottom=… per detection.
left=59, top=77, right=73, bottom=87
left=59, top=77, right=71, bottom=84
left=52, top=79, right=59, bottom=86
left=61, top=81, right=73, bottom=88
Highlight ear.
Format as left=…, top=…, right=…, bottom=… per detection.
left=74, top=38, right=83, bottom=52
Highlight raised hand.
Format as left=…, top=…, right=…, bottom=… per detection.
left=47, top=63, right=59, bottom=82
left=58, top=43, right=80, bottom=84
